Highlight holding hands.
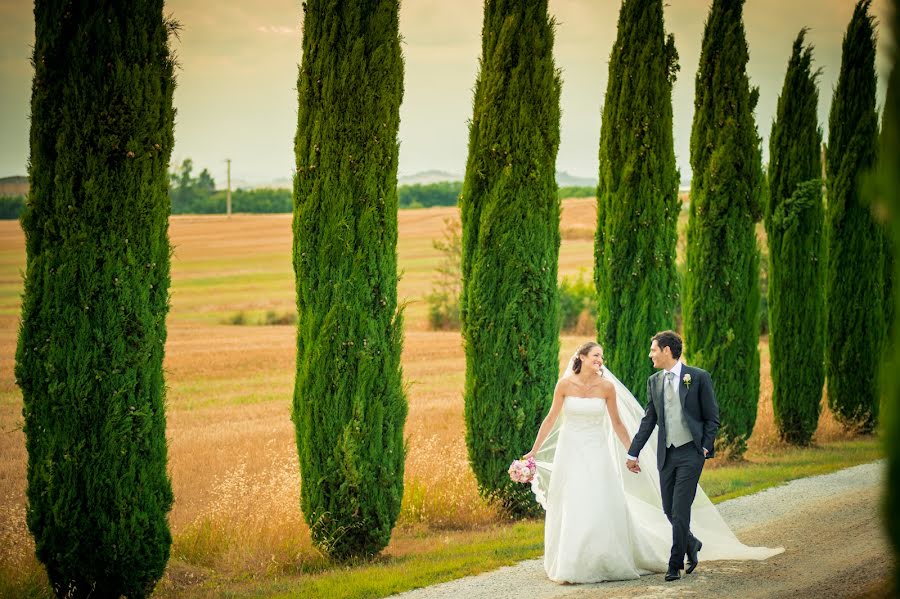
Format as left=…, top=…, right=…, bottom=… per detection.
left=625, top=456, right=641, bottom=474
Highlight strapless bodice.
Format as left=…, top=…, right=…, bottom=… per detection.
left=562, top=396, right=609, bottom=429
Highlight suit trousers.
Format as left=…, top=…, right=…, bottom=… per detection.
left=660, top=442, right=704, bottom=569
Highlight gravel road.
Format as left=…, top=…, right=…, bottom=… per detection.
left=391, top=461, right=892, bottom=599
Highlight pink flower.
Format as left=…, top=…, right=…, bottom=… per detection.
left=508, top=457, right=537, bottom=484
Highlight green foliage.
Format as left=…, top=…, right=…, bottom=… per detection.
left=16, top=2, right=175, bottom=596
left=399, top=181, right=462, bottom=209
left=168, top=160, right=295, bottom=215
left=169, top=158, right=217, bottom=212
left=685, top=0, right=762, bottom=457
left=223, top=310, right=297, bottom=326
left=426, top=224, right=594, bottom=334
left=825, top=0, right=882, bottom=433
left=765, top=30, right=825, bottom=445
left=879, top=0, right=900, bottom=579
left=168, top=169, right=464, bottom=214
left=0, top=195, right=25, bottom=219
left=558, top=270, right=596, bottom=333
left=292, top=0, right=407, bottom=559
left=227, top=188, right=291, bottom=213
left=595, top=0, right=681, bottom=397
left=557, top=186, right=594, bottom=200
left=758, top=249, right=769, bottom=336
left=460, top=0, right=561, bottom=517
left=426, top=218, right=462, bottom=330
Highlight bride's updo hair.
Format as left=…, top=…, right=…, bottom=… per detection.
left=572, top=341, right=601, bottom=374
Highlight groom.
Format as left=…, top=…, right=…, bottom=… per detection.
left=625, top=330, right=719, bottom=582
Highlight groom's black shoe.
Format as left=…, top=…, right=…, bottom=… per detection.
left=686, top=539, right=702, bottom=574
left=664, top=566, right=681, bottom=581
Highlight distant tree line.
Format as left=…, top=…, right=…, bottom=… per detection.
left=398, top=181, right=461, bottom=208
left=558, top=185, right=595, bottom=199
left=0, top=195, right=25, bottom=219
left=0, top=173, right=597, bottom=220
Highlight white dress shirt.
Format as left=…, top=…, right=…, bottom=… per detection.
left=627, top=361, right=707, bottom=462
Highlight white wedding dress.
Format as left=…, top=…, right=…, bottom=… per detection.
left=531, top=366, right=783, bottom=584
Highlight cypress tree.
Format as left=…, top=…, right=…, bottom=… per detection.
left=461, top=0, right=561, bottom=517
left=595, top=0, right=681, bottom=398
left=765, top=30, right=825, bottom=445
left=883, top=103, right=896, bottom=368
left=684, top=0, right=763, bottom=457
left=825, top=0, right=882, bottom=432
left=16, top=1, right=175, bottom=596
left=881, top=0, right=899, bottom=577
left=292, top=0, right=407, bottom=559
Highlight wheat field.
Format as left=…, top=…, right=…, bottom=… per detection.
left=0, top=198, right=854, bottom=591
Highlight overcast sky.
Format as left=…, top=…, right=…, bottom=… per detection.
left=0, top=0, right=893, bottom=186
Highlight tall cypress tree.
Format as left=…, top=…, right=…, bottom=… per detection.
left=461, top=0, right=561, bottom=517
left=880, top=0, right=900, bottom=578
left=16, top=1, right=175, bottom=596
left=685, top=0, right=762, bottom=457
left=292, top=0, right=406, bottom=559
left=765, top=30, right=825, bottom=445
left=883, top=102, right=895, bottom=369
left=825, top=0, right=882, bottom=432
left=595, top=0, right=680, bottom=398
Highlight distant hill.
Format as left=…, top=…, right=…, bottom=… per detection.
left=230, top=177, right=293, bottom=191
left=398, top=170, right=462, bottom=185
left=398, top=170, right=598, bottom=187
left=555, top=171, right=596, bottom=187
left=223, top=169, right=602, bottom=190
left=0, top=175, right=28, bottom=197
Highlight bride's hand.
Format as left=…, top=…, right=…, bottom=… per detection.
left=523, top=450, right=535, bottom=460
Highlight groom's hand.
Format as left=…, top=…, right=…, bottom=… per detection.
left=625, top=458, right=641, bottom=473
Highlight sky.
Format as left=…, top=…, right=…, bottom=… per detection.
left=0, top=0, right=894, bottom=187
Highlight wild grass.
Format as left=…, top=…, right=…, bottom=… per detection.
left=0, top=200, right=881, bottom=598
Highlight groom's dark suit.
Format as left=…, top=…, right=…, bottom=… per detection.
left=627, top=363, right=719, bottom=571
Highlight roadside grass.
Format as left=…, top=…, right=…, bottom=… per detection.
left=700, top=438, right=882, bottom=502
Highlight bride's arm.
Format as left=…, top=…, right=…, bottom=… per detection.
left=604, top=381, right=632, bottom=449
left=523, top=379, right=567, bottom=459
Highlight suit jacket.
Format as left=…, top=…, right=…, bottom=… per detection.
left=627, top=364, right=720, bottom=471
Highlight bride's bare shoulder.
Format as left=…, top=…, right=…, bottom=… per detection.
left=598, top=376, right=616, bottom=397
left=556, top=376, right=574, bottom=392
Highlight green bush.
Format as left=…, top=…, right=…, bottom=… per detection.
left=0, top=195, right=25, bottom=220
left=398, top=181, right=462, bottom=209
left=758, top=249, right=769, bottom=336
left=558, top=270, right=596, bottom=333
left=426, top=220, right=462, bottom=330
left=557, top=186, right=594, bottom=200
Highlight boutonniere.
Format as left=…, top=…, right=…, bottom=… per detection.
left=682, top=373, right=692, bottom=388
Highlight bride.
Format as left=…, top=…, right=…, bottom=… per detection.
left=523, top=341, right=782, bottom=583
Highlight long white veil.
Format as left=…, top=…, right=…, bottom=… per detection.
left=531, top=359, right=783, bottom=562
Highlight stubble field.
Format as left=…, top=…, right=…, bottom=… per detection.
left=0, top=198, right=868, bottom=596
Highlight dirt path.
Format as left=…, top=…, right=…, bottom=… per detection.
left=392, top=462, right=892, bottom=598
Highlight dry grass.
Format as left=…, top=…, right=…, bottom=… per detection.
left=0, top=201, right=868, bottom=595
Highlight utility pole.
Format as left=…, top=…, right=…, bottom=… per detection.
left=226, top=158, right=232, bottom=218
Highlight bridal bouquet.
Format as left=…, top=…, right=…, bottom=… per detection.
left=508, top=456, right=536, bottom=484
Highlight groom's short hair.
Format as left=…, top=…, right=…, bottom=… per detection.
left=652, top=330, right=683, bottom=360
